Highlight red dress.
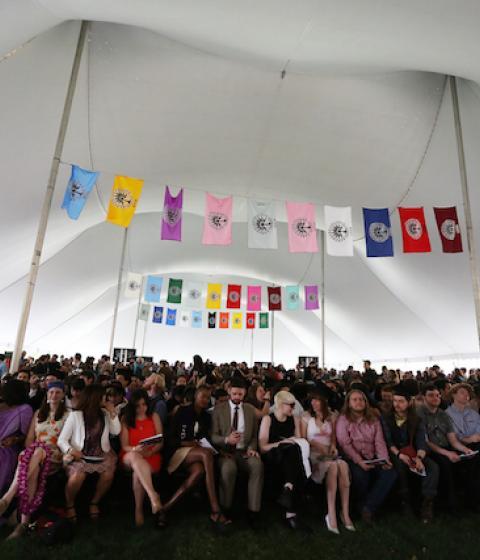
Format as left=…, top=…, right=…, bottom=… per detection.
left=121, top=417, right=162, bottom=473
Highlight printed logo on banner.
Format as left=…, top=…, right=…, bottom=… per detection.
left=169, top=285, right=181, bottom=297
left=307, top=293, right=317, bottom=303
left=292, top=218, right=314, bottom=238
left=252, top=214, right=274, bottom=235
left=153, top=309, right=163, bottom=321
left=328, top=221, right=349, bottom=242
left=71, top=182, right=86, bottom=200
left=192, top=313, right=202, bottom=326
left=405, top=218, right=423, bottom=240
left=368, top=222, right=390, bottom=243
left=288, top=291, right=299, bottom=303
left=188, top=288, right=201, bottom=301
left=208, top=212, right=228, bottom=230
left=210, top=292, right=220, bottom=302
left=229, top=292, right=240, bottom=303
left=247, top=317, right=254, bottom=327
left=163, top=207, right=181, bottom=226
left=441, top=219, right=457, bottom=241
left=148, top=284, right=160, bottom=296
left=269, top=293, right=281, bottom=305
left=233, top=316, right=242, bottom=327
left=112, top=189, right=135, bottom=208
left=129, top=279, right=141, bottom=291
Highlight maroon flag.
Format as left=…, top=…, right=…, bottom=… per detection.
left=267, top=287, right=282, bottom=311
left=434, top=207, right=463, bottom=253
left=226, top=284, right=242, bottom=309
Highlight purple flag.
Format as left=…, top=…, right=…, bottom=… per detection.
left=161, top=186, right=183, bottom=241
left=304, top=285, right=319, bottom=310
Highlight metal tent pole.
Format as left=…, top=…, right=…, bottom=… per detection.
left=270, top=311, right=275, bottom=365
left=250, top=328, right=254, bottom=366
left=109, top=227, right=129, bottom=359
left=321, top=230, right=326, bottom=368
left=132, top=276, right=144, bottom=349
left=11, top=21, right=90, bottom=373
left=141, top=314, right=148, bottom=357
left=450, top=76, right=480, bottom=348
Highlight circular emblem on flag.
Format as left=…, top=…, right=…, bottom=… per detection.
left=71, top=182, right=86, bottom=200
left=154, top=310, right=162, bottom=320
left=234, top=317, right=241, bottom=326
left=269, top=293, right=281, bottom=305
left=250, top=294, right=259, bottom=303
left=208, top=212, right=228, bottom=230
left=149, top=284, right=159, bottom=294
left=112, top=189, right=135, bottom=208
left=328, top=221, right=349, bottom=242
left=307, top=293, right=317, bottom=303
left=441, top=219, right=456, bottom=241
left=181, top=314, right=189, bottom=323
left=228, top=291, right=240, bottom=303
left=368, top=222, right=390, bottom=243
left=169, top=285, right=181, bottom=297
left=247, top=317, right=254, bottom=326
left=163, top=207, right=181, bottom=226
left=193, top=314, right=201, bottom=324
left=405, top=218, right=422, bottom=240
left=252, top=214, right=273, bottom=235
left=210, top=291, right=220, bottom=302
left=288, top=291, right=299, bottom=303
left=209, top=316, right=215, bottom=326
left=292, top=218, right=313, bottom=238
left=128, top=280, right=140, bottom=291
left=189, top=288, right=201, bottom=300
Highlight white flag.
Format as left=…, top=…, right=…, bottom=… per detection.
left=125, top=272, right=143, bottom=298
left=248, top=199, right=278, bottom=249
left=138, top=303, right=150, bottom=321
left=324, top=206, right=354, bottom=257
left=184, top=281, right=204, bottom=307
left=180, top=310, right=190, bottom=327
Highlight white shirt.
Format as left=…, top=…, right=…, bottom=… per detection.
left=229, top=400, right=245, bottom=449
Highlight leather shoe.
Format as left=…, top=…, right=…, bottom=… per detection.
left=285, top=516, right=313, bottom=533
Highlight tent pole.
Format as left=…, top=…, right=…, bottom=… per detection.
left=270, top=311, right=275, bottom=365
left=250, top=328, right=254, bottom=366
left=10, top=21, right=89, bottom=373
left=450, top=76, right=480, bottom=348
left=132, top=276, right=144, bottom=349
left=109, top=227, right=128, bottom=360
left=141, top=314, right=148, bottom=357
left=321, top=230, right=326, bottom=369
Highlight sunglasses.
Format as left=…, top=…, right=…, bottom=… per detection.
left=284, top=402, right=295, bottom=408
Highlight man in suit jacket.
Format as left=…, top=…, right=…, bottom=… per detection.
left=211, top=377, right=263, bottom=527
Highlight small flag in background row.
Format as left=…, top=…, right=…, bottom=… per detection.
left=286, top=201, right=318, bottom=253
left=248, top=199, right=278, bottom=249
left=219, top=312, right=229, bottom=329
left=363, top=208, right=393, bottom=257
left=268, top=286, right=282, bottom=311
left=202, top=193, right=233, bottom=246
left=138, top=303, right=150, bottom=321
left=207, top=283, right=222, bottom=309
left=398, top=207, right=431, bottom=253
left=305, top=285, right=319, bottom=310
left=434, top=206, right=463, bottom=253
left=325, top=205, right=353, bottom=257
left=166, top=308, right=177, bottom=326
left=246, top=313, right=256, bottom=329
left=227, top=284, right=242, bottom=309
left=144, top=276, right=163, bottom=303
left=191, top=311, right=203, bottom=328
left=167, top=278, right=183, bottom=304
left=184, top=281, right=204, bottom=307
left=232, top=312, right=243, bottom=329
left=259, top=312, right=269, bottom=328
left=180, top=310, right=190, bottom=328
left=124, top=272, right=142, bottom=298
left=285, top=285, right=300, bottom=310
left=62, top=165, right=99, bottom=220
left=161, top=186, right=183, bottom=241
left=106, top=175, right=143, bottom=228
left=152, top=306, right=163, bottom=323
left=247, top=286, right=262, bottom=311
left=208, top=312, right=217, bottom=328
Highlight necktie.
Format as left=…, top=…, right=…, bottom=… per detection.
left=232, top=405, right=239, bottom=431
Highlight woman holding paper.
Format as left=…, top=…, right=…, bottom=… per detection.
left=336, top=390, right=397, bottom=524
left=120, top=389, right=164, bottom=527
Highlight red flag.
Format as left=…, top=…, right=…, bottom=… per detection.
left=398, top=207, right=431, bottom=253
left=267, top=287, right=282, bottom=311
left=434, top=207, right=463, bottom=253
left=226, top=284, right=241, bottom=309
left=246, top=313, right=256, bottom=329
left=219, top=312, right=229, bottom=329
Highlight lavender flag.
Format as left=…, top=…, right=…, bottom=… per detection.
left=161, top=186, right=183, bottom=241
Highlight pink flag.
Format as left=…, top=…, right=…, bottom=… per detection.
left=305, top=285, right=319, bottom=310
left=286, top=201, right=318, bottom=253
left=202, top=193, right=233, bottom=245
left=247, top=286, right=262, bottom=311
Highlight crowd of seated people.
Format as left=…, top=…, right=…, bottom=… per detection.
left=1, top=353, right=480, bottom=540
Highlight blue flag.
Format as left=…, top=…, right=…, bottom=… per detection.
left=145, top=276, right=163, bottom=303
left=152, top=306, right=163, bottom=324
left=166, top=308, right=177, bottom=326
left=61, top=165, right=99, bottom=220
left=363, top=208, right=394, bottom=257
left=191, top=311, right=203, bottom=328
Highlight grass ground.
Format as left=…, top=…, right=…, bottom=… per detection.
left=0, top=493, right=477, bottom=560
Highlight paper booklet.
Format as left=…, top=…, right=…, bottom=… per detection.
left=458, top=450, right=479, bottom=460
left=364, top=458, right=387, bottom=465
left=138, top=434, right=164, bottom=446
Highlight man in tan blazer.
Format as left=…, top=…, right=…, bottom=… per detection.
left=211, top=377, right=264, bottom=527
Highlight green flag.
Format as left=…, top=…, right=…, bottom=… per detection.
left=259, top=312, right=269, bottom=329
left=167, top=278, right=183, bottom=304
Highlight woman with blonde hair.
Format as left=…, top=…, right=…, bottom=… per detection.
left=336, top=389, right=397, bottom=525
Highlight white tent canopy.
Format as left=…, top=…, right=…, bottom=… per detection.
left=2, top=1, right=480, bottom=368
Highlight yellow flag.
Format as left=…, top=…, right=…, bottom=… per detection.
left=206, top=283, right=222, bottom=309
left=106, top=175, right=144, bottom=228
left=232, top=312, right=243, bottom=329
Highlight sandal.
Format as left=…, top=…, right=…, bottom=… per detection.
left=65, top=506, right=77, bottom=524
left=156, top=509, right=167, bottom=529
left=89, top=502, right=100, bottom=521
left=210, top=511, right=231, bottom=532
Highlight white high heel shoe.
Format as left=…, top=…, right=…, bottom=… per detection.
left=340, top=513, right=356, bottom=532
left=325, top=514, right=340, bottom=535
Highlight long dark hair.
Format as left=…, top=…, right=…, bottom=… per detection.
left=308, top=392, right=331, bottom=421
left=123, top=389, right=153, bottom=429
left=76, top=384, right=105, bottom=425
left=37, top=391, right=67, bottom=423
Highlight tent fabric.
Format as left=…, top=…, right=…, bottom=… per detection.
left=1, top=5, right=480, bottom=366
